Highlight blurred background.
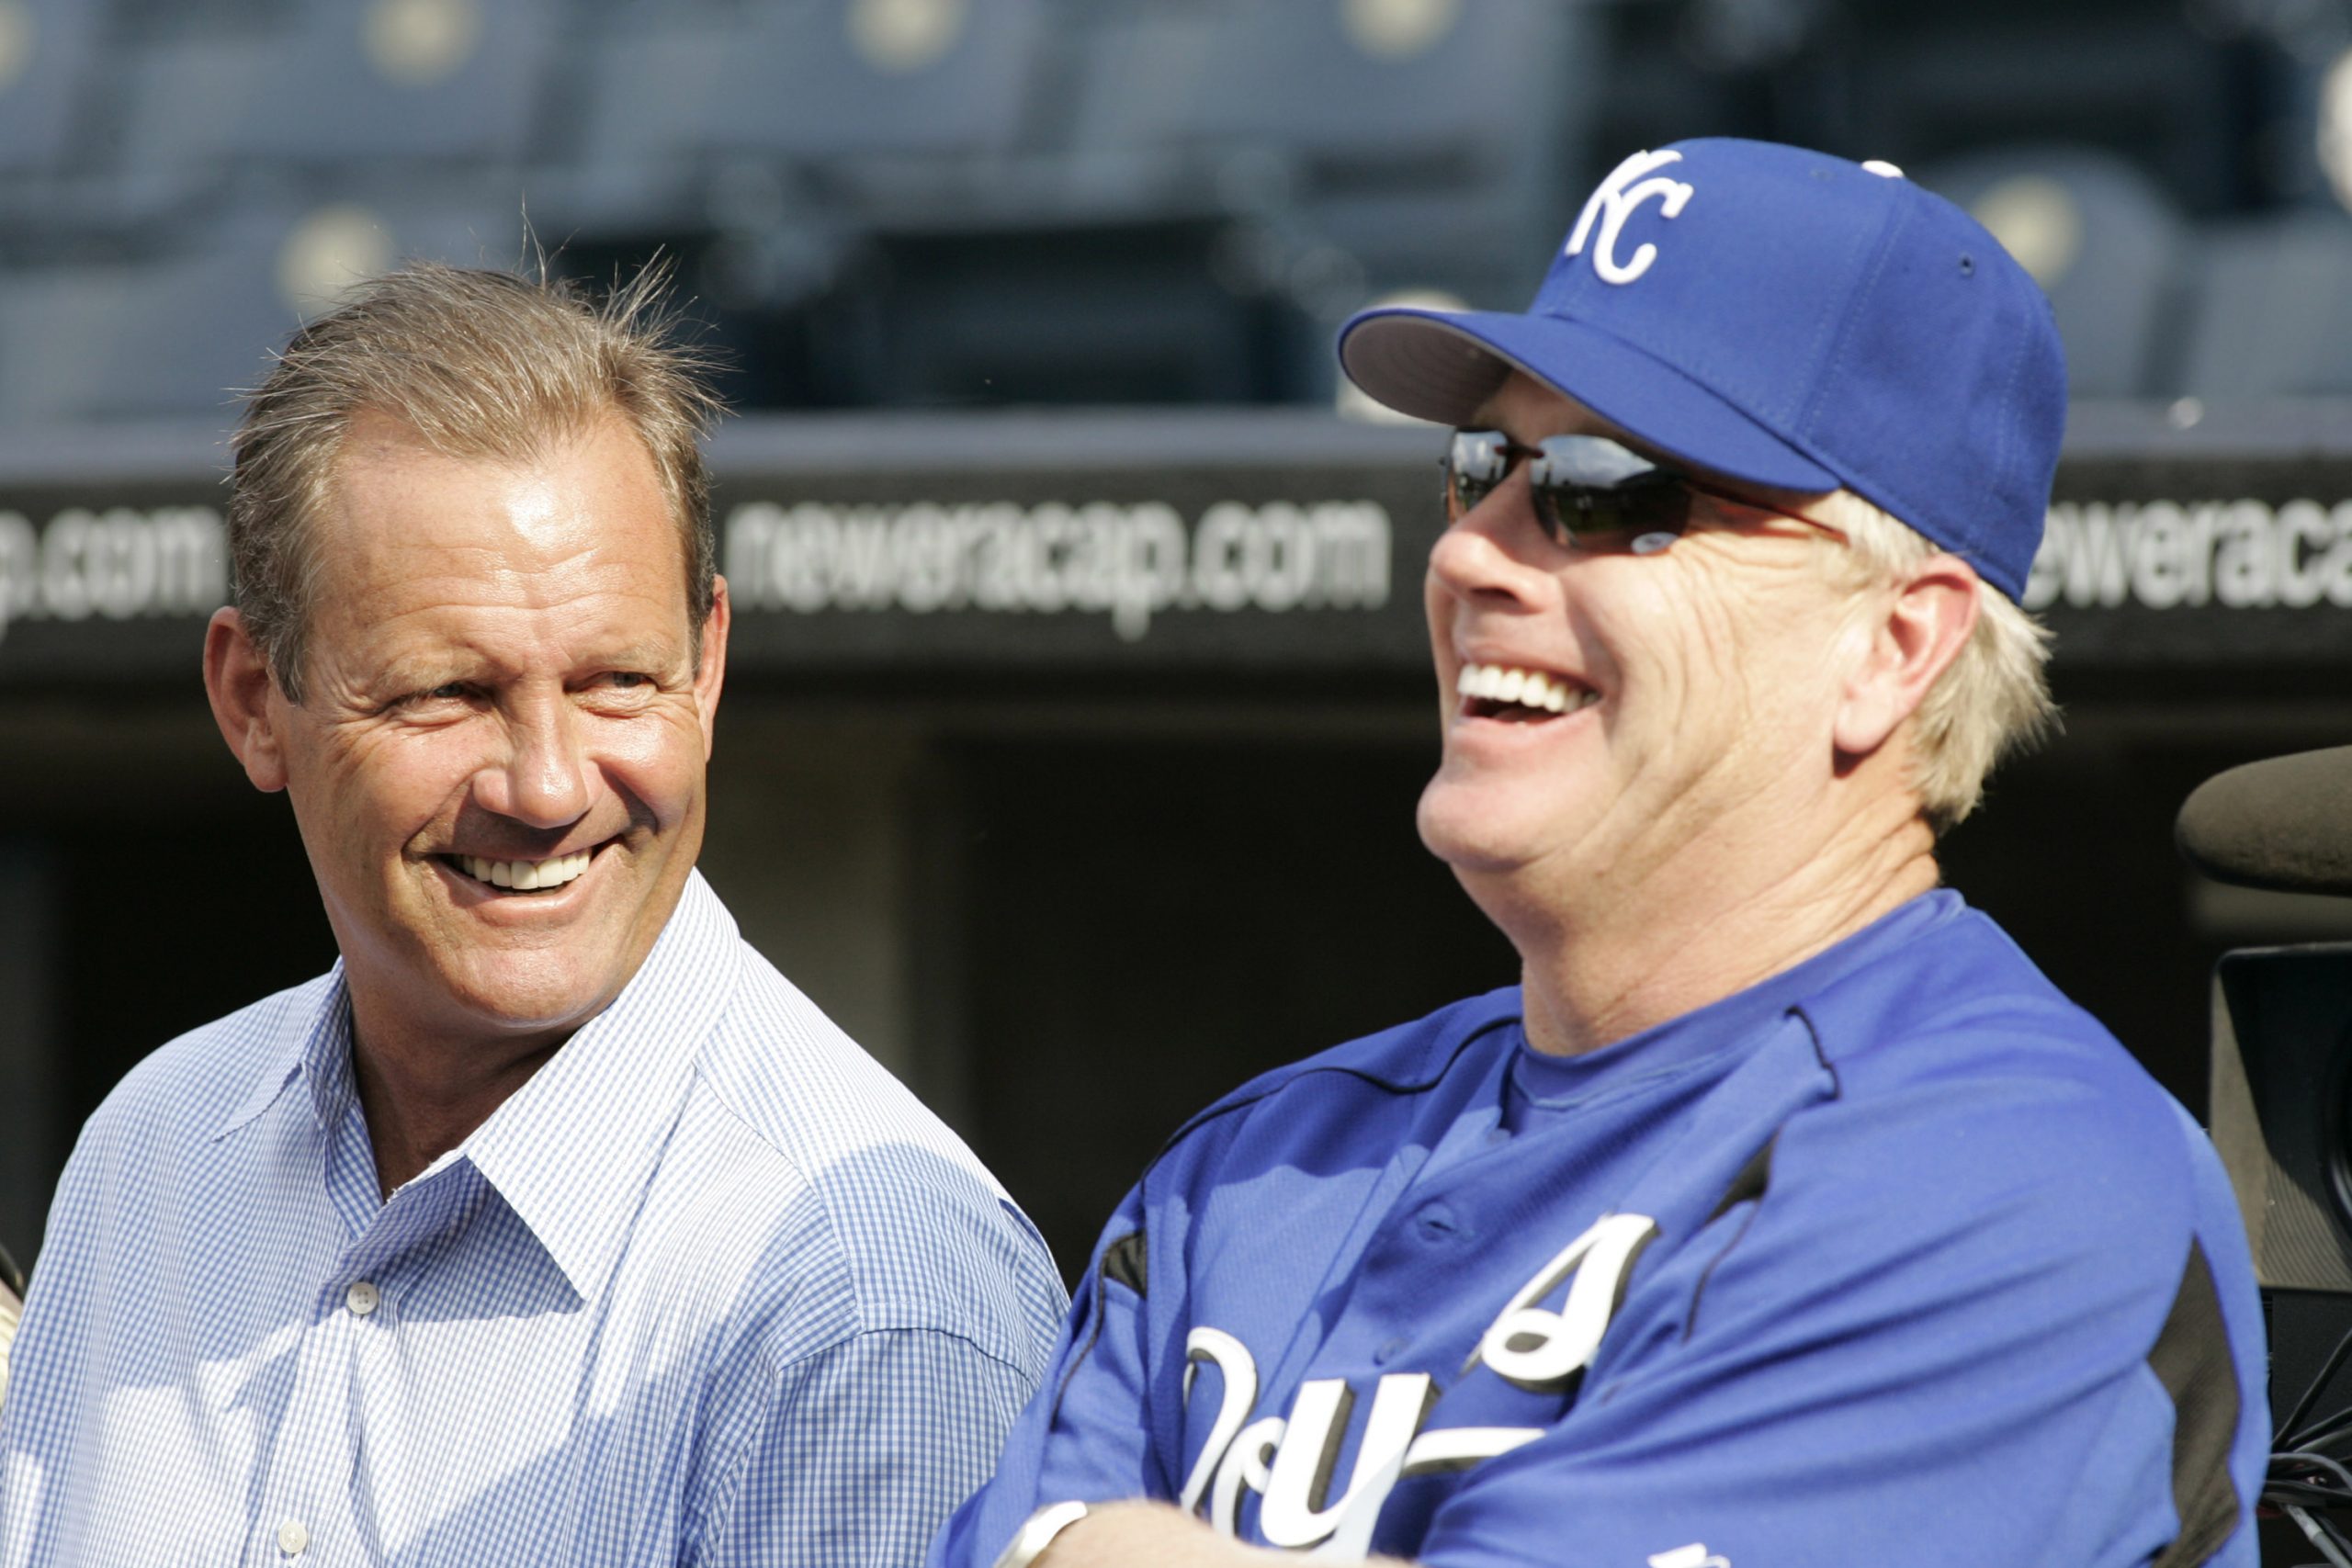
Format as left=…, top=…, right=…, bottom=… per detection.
left=5, top=0, right=2352, bottom=1303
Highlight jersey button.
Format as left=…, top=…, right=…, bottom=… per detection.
left=345, top=1280, right=379, bottom=1317
left=1374, top=1337, right=1408, bottom=1364
left=1485, top=1126, right=1511, bottom=1146
left=1415, top=1202, right=1460, bottom=1239
left=276, top=1518, right=310, bottom=1556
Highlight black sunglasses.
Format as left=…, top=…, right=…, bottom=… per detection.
left=1441, top=429, right=1832, bottom=549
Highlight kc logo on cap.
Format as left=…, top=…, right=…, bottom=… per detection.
left=1334, top=137, right=2069, bottom=602
left=1565, top=149, right=1696, bottom=286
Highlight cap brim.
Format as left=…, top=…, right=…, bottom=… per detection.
left=1337, top=307, right=1840, bottom=495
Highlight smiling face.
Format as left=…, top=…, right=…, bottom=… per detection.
left=238, top=409, right=726, bottom=1057
left=1418, top=374, right=1860, bottom=920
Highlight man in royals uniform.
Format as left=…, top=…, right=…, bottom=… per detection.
left=933, top=139, right=2269, bottom=1568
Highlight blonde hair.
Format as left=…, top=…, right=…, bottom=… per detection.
left=229, top=261, right=724, bottom=703
left=1812, top=490, right=2058, bottom=832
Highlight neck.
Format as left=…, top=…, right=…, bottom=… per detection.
left=344, top=1003, right=567, bottom=1195
left=1477, top=785, right=1941, bottom=1058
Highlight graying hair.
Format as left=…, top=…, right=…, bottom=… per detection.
left=229, top=260, right=724, bottom=702
left=1812, top=490, right=2059, bottom=832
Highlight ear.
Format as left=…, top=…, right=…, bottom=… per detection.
left=1831, top=555, right=1981, bottom=758
left=202, top=607, right=290, bottom=793
left=694, top=576, right=730, bottom=761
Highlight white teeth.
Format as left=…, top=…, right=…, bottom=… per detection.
left=456, top=850, right=593, bottom=892
left=1457, top=662, right=1596, bottom=716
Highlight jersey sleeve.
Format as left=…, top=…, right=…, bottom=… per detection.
left=927, top=1183, right=1170, bottom=1568
left=1412, top=1069, right=2266, bottom=1568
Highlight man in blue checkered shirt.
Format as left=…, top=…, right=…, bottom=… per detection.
left=0, top=264, right=1066, bottom=1566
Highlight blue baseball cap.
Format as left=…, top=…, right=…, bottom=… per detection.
left=1336, top=138, right=2066, bottom=601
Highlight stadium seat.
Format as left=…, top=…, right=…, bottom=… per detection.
left=1068, top=0, right=1591, bottom=183
left=95, top=27, right=283, bottom=204
left=246, top=0, right=559, bottom=167
left=1304, top=186, right=1566, bottom=315
left=1811, top=8, right=2239, bottom=211
left=0, top=0, right=104, bottom=183
left=554, top=6, right=742, bottom=231
left=0, top=260, right=158, bottom=424
left=0, top=198, right=531, bottom=423
left=101, top=0, right=557, bottom=185
left=1919, top=146, right=2188, bottom=400
left=828, top=217, right=1291, bottom=406
left=2176, top=213, right=2352, bottom=401
left=1056, top=0, right=1593, bottom=334
left=580, top=0, right=1045, bottom=175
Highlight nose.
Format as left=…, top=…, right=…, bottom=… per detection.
left=473, top=691, right=593, bottom=829
left=1428, top=476, right=1552, bottom=607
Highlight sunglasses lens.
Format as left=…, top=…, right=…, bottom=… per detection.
left=1532, top=486, right=1686, bottom=539
left=1443, top=430, right=1514, bottom=517
left=1526, top=437, right=1689, bottom=544
left=1441, top=432, right=1702, bottom=546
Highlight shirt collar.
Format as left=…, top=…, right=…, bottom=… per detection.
left=1510, top=888, right=1961, bottom=1106
left=204, top=874, right=741, bottom=1301
left=460, top=870, right=741, bottom=1300
left=211, top=961, right=358, bottom=1141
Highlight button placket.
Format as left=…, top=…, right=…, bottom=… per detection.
left=253, top=1264, right=381, bottom=1564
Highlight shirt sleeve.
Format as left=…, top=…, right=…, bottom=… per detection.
left=0, top=1260, right=23, bottom=1416
left=928, top=1184, right=1166, bottom=1568
left=690, top=1325, right=1046, bottom=1568
left=1410, top=1069, right=2265, bottom=1568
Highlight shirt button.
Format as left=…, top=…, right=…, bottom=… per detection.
left=1486, top=1126, right=1511, bottom=1146
left=277, top=1518, right=310, bottom=1555
left=1374, top=1337, right=1408, bottom=1364
left=345, top=1281, right=379, bottom=1317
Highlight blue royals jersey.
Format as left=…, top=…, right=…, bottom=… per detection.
left=933, top=893, right=2268, bottom=1568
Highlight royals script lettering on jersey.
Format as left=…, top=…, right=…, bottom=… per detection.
left=929, top=893, right=2269, bottom=1568
left=1177, top=1209, right=1658, bottom=1558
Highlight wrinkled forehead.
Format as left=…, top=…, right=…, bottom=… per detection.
left=311, top=409, right=684, bottom=594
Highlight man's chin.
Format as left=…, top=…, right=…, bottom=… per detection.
left=368, top=863, right=686, bottom=1048
left=1416, top=787, right=1550, bottom=878
left=422, top=953, right=636, bottom=1044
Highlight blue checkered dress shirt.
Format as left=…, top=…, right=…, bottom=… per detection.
left=0, top=872, right=1065, bottom=1565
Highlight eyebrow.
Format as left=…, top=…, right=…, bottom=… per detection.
left=367, top=655, right=476, bottom=694
left=368, top=638, right=683, bottom=693
left=584, top=642, right=680, bottom=673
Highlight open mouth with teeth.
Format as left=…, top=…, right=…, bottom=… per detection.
left=1456, top=661, right=1600, bottom=722
left=443, top=849, right=596, bottom=894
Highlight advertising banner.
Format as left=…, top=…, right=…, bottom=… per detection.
left=5, top=404, right=2352, bottom=691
